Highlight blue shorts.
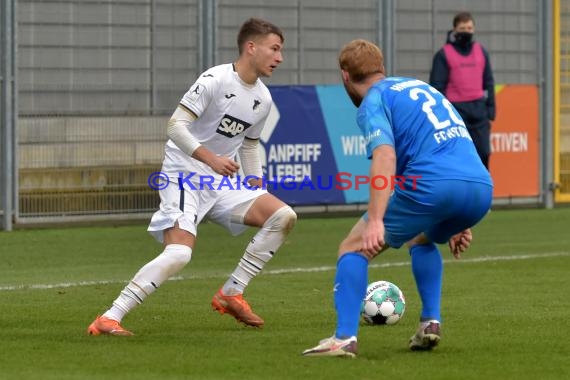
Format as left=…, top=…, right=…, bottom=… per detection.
left=364, top=179, right=493, bottom=249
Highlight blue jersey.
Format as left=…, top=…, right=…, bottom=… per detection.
left=357, top=77, right=492, bottom=185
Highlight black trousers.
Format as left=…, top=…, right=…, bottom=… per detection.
left=453, top=100, right=492, bottom=169
left=466, top=121, right=491, bottom=169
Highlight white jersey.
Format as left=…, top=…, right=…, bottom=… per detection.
left=162, top=63, right=272, bottom=176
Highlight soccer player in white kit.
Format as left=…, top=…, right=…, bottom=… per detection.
left=88, top=18, right=297, bottom=335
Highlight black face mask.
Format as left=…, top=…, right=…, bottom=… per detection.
left=454, top=32, right=473, bottom=46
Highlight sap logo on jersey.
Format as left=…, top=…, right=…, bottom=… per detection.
left=217, top=114, right=252, bottom=137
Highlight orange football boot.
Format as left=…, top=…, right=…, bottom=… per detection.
left=211, top=289, right=264, bottom=327
left=87, top=315, right=134, bottom=336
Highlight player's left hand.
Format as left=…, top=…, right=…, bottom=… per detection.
left=245, top=177, right=264, bottom=190
left=209, top=155, right=240, bottom=177
left=448, top=228, right=472, bottom=259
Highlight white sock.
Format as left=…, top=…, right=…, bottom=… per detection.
left=222, top=206, right=296, bottom=295
left=103, top=244, right=192, bottom=322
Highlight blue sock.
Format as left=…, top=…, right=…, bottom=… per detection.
left=410, top=243, right=443, bottom=322
left=334, top=253, right=368, bottom=339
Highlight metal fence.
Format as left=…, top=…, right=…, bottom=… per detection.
left=0, top=0, right=554, bottom=229
left=557, top=0, right=570, bottom=200
left=14, top=0, right=390, bottom=224
left=1, top=0, right=18, bottom=230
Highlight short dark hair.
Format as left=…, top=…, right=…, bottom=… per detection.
left=237, top=18, right=284, bottom=54
left=453, top=12, right=474, bottom=27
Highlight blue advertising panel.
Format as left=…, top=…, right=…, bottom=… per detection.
left=316, top=84, right=370, bottom=203
left=263, top=85, right=371, bottom=206
left=263, top=86, right=345, bottom=205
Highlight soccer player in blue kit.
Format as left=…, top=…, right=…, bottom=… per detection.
left=303, top=39, right=493, bottom=357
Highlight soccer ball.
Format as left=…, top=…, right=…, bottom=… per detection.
left=361, top=280, right=406, bottom=325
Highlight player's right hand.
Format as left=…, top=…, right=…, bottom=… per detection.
left=361, top=218, right=386, bottom=259
left=210, top=155, right=240, bottom=177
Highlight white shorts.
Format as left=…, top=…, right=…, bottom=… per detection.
left=147, top=174, right=268, bottom=243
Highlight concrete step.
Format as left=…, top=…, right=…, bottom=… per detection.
left=19, top=165, right=160, bottom=191
left=19, top=165, right=161, bottom=216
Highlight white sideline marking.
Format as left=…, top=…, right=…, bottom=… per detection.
left=0, top=252, right=568, bottom=292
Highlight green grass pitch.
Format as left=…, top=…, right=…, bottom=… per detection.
left=0, top=208, right=569, bottom=379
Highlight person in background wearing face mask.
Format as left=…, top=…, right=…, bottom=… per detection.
left=430, top=11, right=495, bottom=170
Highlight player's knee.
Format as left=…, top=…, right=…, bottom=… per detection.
left=282, top=207, right=297, bottom=233
left=266, top=206, right=297, bottom=234
left=163, top=244, right=192, bottom=267
left=338, top=237, right=358, bottom=256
